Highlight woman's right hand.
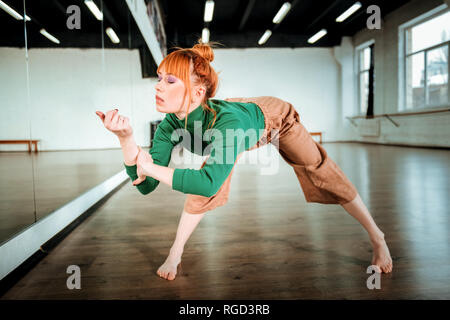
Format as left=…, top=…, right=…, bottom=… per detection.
left=95, top=109, right=133, bottom=139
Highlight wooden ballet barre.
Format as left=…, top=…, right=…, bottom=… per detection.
left=309, top=132, right=322, bottom=144
left=0, top=140, right=40, bottom=152
left=346, top=108, right=450, bottom=127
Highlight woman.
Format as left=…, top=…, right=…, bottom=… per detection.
left=96, top=39, right=393, bottom=281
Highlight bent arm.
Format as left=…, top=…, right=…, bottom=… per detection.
left=119, top=136, right=158, bottom=194
left=119, top=135, right=139, bottom=165
left=120, top=135, right=160, bottom=194
left=172, top=163, right=234, bottom=197
left=124, top=118, right=179, bottom=195
left=147, top=164, right=175, bottom=187
left=171, top=123, right=245, bottom=197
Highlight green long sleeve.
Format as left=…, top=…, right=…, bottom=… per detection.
left=171, top=119, right=246, bottom=197
left=125, top=98, right=265, bottom=197
left=123, top=117, right=180, bottom=195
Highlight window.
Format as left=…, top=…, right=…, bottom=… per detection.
left=402, top=7, right=449, bottom=110
left=356, top=41, right=375, bottom=116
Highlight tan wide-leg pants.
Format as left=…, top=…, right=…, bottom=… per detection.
left=184, top=96, right=358, bottom=214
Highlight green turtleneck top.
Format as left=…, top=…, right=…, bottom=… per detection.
left=124, top=98, right=265, bottom=197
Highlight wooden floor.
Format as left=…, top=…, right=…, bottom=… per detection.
left=0, top=149, right=125, bottom=244
left=1, top=143, right=449, bottom=299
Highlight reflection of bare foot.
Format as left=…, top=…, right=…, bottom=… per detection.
left=371, top=238, right=393, bottom=273
left=157, top=254, right=182, bottom=281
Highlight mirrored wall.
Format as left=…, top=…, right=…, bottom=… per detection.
left=0, top=0, right=160, bottom=245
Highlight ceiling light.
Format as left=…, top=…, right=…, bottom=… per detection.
left=0, top=0, right=30, bottom=21
left=336, top=2, right=362, bottom=22
left=40, top=29, right=60, bottom=44
left=84, top=0, right=103, bottom=21
left=204, top=0, right=214, bottom=22
left=258, top=30, right=272, bottom=45
left=106, top=27, right=120, bottom=44
left=273, top=2, right=291, bottom=24
left=307, top=29, right=327, bottom=44
left=202, top=27, right=210, bottom=43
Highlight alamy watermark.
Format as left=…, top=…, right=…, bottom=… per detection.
left=366, top=265, right=381, bottom=290
left=65, top=4, right=381, bottom=31
left=366, top=5, right=381, bottom=30
left=168, top=120, right=281, bottom=175
left=66, top=265, right=81, bottom=290
left=66, top=5, right=81, bottom=30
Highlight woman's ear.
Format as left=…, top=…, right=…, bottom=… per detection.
left=197, top=85, right=206, bottom=97
left=192, top=86, right=204, bottom=99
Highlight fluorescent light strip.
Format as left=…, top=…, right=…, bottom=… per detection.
left=273, top=2, right=291, bottom=24
left=258, top=30, right=272, bottom=45
left=336, top=2, right=362, bottom=22
left=307, top=29, right=327, bottom=44
left=204, top=0, right=214, bottom=22
left=40, top=29, right=60, bottom=44
left=202, top=27, right=210, bottom=43
left=106, top=27, right=120, bottom=44
left=0, top=0, right=30, bottom=21
left=84, top=0, right=103, bottom=21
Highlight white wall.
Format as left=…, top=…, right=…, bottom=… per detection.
left=212, top=47, right=343, bottom=140
left=1, top=46, right=345, bottom=152
left=0, top=47, right=162, bottom=151
left=333, top=37, right=357, bottom=141
left=3, top=2, right=448, bottom=152
left=349, top=0, right=450, bottom=147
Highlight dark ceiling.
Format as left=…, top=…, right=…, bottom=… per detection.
left=0, top=0, right=155, bottom=76
left=0, top=0, right=143, bottom=49
left=0, top=0, right=412, bottom=76
left=1, top=0, right=413, bottom=49
left=161, top=0, right=412, bottom=49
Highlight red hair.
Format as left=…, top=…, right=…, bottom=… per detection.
left=157, top=38, right=222, bottom=129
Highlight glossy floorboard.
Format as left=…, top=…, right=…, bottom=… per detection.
left=1, top=143, right=449, bottom=299
left=0, top=149, right=125, bottom=244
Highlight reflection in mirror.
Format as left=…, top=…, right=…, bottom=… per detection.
left=0, top=0, right=162, bottom=245
left=0, top=0, right=36, bottom=244
left=23, top=0, right=128, bottom=222
left=100, top=1, right=163, bottom=172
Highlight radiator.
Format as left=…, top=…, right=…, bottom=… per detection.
left=359, top=119, right=380, bottom=137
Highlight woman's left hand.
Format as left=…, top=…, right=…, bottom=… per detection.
left=132, top=146, right=154, bottom=186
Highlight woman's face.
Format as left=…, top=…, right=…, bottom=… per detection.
left=154, top=68, right=187, bottom=114
left=155, top=63, right=205, bottom=118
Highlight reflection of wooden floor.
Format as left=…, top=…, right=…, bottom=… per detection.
left=1, top=143, right=449, bottom=299
left=0, top=149, right=125, bottom=244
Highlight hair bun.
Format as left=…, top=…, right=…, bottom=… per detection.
left=192, top=40, right=214, bottom=63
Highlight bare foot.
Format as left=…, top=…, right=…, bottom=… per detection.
left=371, top=237, right=393, bottom=273
left=157, top=254, right=181, bottom=281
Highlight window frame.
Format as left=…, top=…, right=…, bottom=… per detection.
left=398, top=4, right=450, bottom=112
left=355, top=39, right=375, bottom=116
